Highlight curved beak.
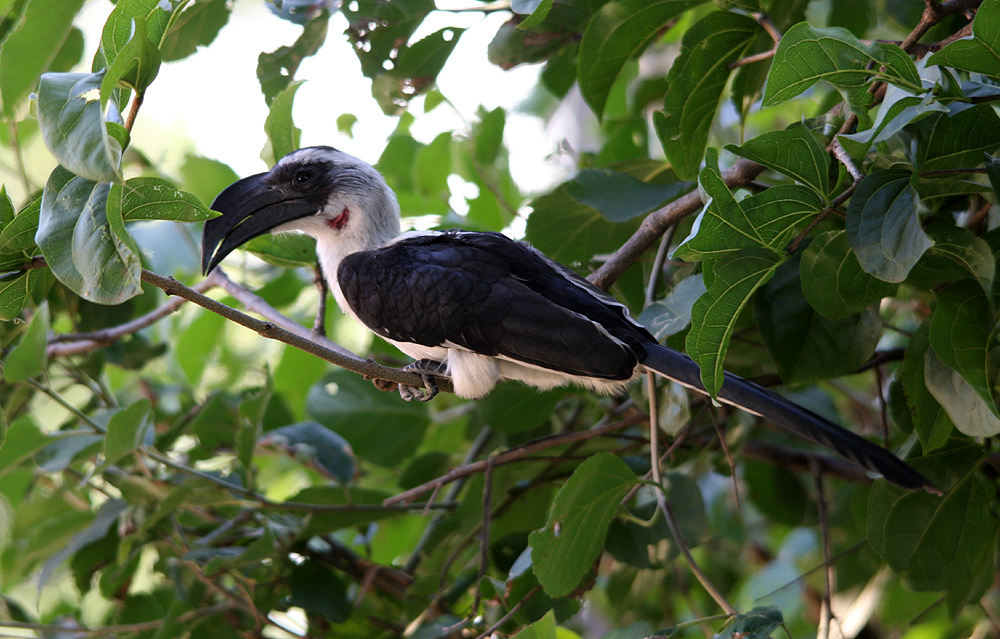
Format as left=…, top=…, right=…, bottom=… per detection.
left=201, top=173, right=320, bottom=275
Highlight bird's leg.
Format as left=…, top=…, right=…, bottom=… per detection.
left=399, top=359, right=449, bottom=402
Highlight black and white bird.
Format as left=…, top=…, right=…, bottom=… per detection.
left=201, top=146, right=933, bottom=492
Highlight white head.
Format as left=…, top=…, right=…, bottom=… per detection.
left=202, top=146, right=401, bottom=275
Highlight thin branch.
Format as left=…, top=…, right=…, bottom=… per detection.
left=0, top=604, right=234, bottom=638
left=648, top=374, right=737, bottom=616
left=727, top=47, right=777, bottom=69
left=786, top=181, right=858, bottom=255
left=124, top=91, right=144, bottom=133
left=384, top=412, right=648, bottom=506
left=311, top=262, right=329, bottom=337
left=472, top=585, right=542, bottom=639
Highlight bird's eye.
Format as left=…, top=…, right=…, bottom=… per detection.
left=294, top=169, right=314, bottom=185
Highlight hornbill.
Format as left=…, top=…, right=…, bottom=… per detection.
left=201, top=146, right=934, bottom=492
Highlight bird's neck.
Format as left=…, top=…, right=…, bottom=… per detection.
left=314, top=194, right=401, bottom=317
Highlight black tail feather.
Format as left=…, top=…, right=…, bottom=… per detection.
left=640, top=343, right=937, bottom=493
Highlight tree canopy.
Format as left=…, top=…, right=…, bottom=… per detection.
left=0, top=0, right=998, bottom=637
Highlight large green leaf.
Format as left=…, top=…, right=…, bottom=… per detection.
left=578, top=0, right=706, bottom=118
left=653, top=10, right=758, bottom=178
left=755, top=254, right=881, bottom=386
left=258, top=11, right=328, bottom=105
left=99, top=16, right=161, bottom=102
left=95, top=0, right=173, bottom=72
left=36, top=72, right=123, bottom=183
left=371, top=27, right=463, bottom=115
left=725, top=124, right=832, bottom=198
left=686, top=248, right=784, bottom=397
left=909, top=223, right=995, bottom=297
left=674, top=162, right=821, bottom=262
left=104, top=399, right=153, bottom=466
left=343, top=0, right=434, bottom=79
left=838, top=84, right=948, bottom=159
left=0, top=269, right=41, bottom=321
left=158, top=0, right=231, bottom=62
left=638, top=273, right=706, bottom=340
left=846, top=170, right=933, bottom=283
left=927, top=0, right=1000, bottom=78
left=911, top=104, right=1000, bottom=173
left=762, top=23, right=921, bottom=109
left=0, top=0, right=85, bottom=117
left=307, top=369, right=429, bottom=467
left=928, top=281, right=1000, bottom=422
left=564, top=168, right=685, bottom=222
left=259, top=421, right=356, bottom=483
left=37, top=166, right=142, bottom=304
left=529, top=452, right=637, bottom=597
left=924, top=346, right=1000, bottom=437
left=261, top=80, right=304, bottom=168
left=869, top=446, right=998, bottom=591
left=121, top=178, right=213, bottom=222
left=800, top=230, right=897, bottom=318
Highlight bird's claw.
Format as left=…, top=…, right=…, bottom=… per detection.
left=399, top=359, right=447, bottom=402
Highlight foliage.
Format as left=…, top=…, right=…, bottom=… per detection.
left=0, top=0, right=999, bottom=638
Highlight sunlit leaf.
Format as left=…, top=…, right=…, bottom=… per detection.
left=159, top=0, right=231, bottom=62
left=258, top=11, right=328, bottom=105
left=261, top=80, right=304, bottom=168
left=725, top=124, right=831, bottom=197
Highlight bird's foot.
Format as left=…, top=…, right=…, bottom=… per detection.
left=399, top=359, right=448, bottom=402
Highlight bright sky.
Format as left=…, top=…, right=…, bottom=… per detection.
left=77, top=0, right=575, bottom=194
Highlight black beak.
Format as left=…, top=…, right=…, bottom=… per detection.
left=201, top=173, right=320, bottom=275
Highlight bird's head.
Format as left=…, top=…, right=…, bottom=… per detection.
left=201, top=146, right=400, bottom=275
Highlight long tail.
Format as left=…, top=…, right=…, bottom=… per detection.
left=640, top=342, right=936, bottom=493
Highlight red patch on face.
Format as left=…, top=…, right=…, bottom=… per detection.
left=328, top=207, right=350, bottom=230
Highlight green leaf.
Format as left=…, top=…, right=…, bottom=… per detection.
left=868, top=449, right=998, bottom=591
left=924, top=346, right=1000, bottom=437
left=529, top=452, right=637, bottom=597
left=513, top=610, right=557, bottom=639
left=915, top=223, right=994, bottom=297
left=257, top=11, right=328, bottom=105
left=343, top=0, right=434, bottom=79
left=762, top=23, right=921, bottom=109
left=928, top=281, right=1000, bottom=421
left=564, top=168, right=685, bottom=222
left=653, top=11, right=759, bottom=178
left=578, top=0, right=706, bottom=118
left=927, top=0, right=1000, bottom=78
left=476, top=383, right=569, bottom=434
left=0, top=269, right=40, bottom=321
left=307, top=369, right=429, bottom=467
left=513, top=0, right=555, bottom=30
left=2, top=301, right=48, bottom=382
left=755, top=254, right=881, bottom=386
left=37, top=166, right=142, bottom=304
left=96, top=0, right=173, bottom=72
left=902, top=321, right=953, bottom=452
left=260, top=421, right=356, bottom=483
left=0, top=198, right=39, bottom=259
left=838, top=84, right=948, bottom=159
left=638, top=273, right=706, bottom=340
left=0, top=186, right=12, bottom=229
left=121, top=177, right=213, bottom=222
left=725, top=124, right=831, bottom=197
left=289, top=560, right=350, bottom=622
left=846, top=170, right=933, bottom=283
left=371, top=27, right=463, bottom=115
left=686, top=248, right=784, bottom=397
left=800, top=230, right=897, bottom=318
left=99, top=16, right=161, bottom=101
left=261, top=80, right=304, bottom=168
left=0, top=0, right=85, bottom=117
left=0, top=416, right=51, bottom=477
left=104, top=398, right=153, bottom=465
left=912, top=104, right=1000, bottom=173
left=38, top=498, right=128, bottom=592
left=159, top=0, right=231, bottom=63
left=674, top=163, right=821, bottom=262
left=36, top=71, right=123, bottom=183
left=245, top=234, right=317, bottom=269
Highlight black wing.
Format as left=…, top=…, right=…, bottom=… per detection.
left=337, top=231, right=648, bottom=380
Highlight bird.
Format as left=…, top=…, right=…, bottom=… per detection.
left=201, top=146, right=935, bottom=493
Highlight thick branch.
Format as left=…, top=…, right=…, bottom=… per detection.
left=587, top=158, right=766, bottom=290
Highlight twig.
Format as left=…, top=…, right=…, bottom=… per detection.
left=786, top=181, right=858, bottom=255
left=124, top=91, right=144, bottom=133
left=648, top=374, right=737, bottom=616
left=727, top=47, right=777, bottom=69
left=472, top=585, right=542, bottom=639
left=645, top=223, right=678, bottom=306
left=812, top=460, right=835, bottom=639
left=312, top=262, right=329, bottom=337
left=384, top=413, right=648, bottom=506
